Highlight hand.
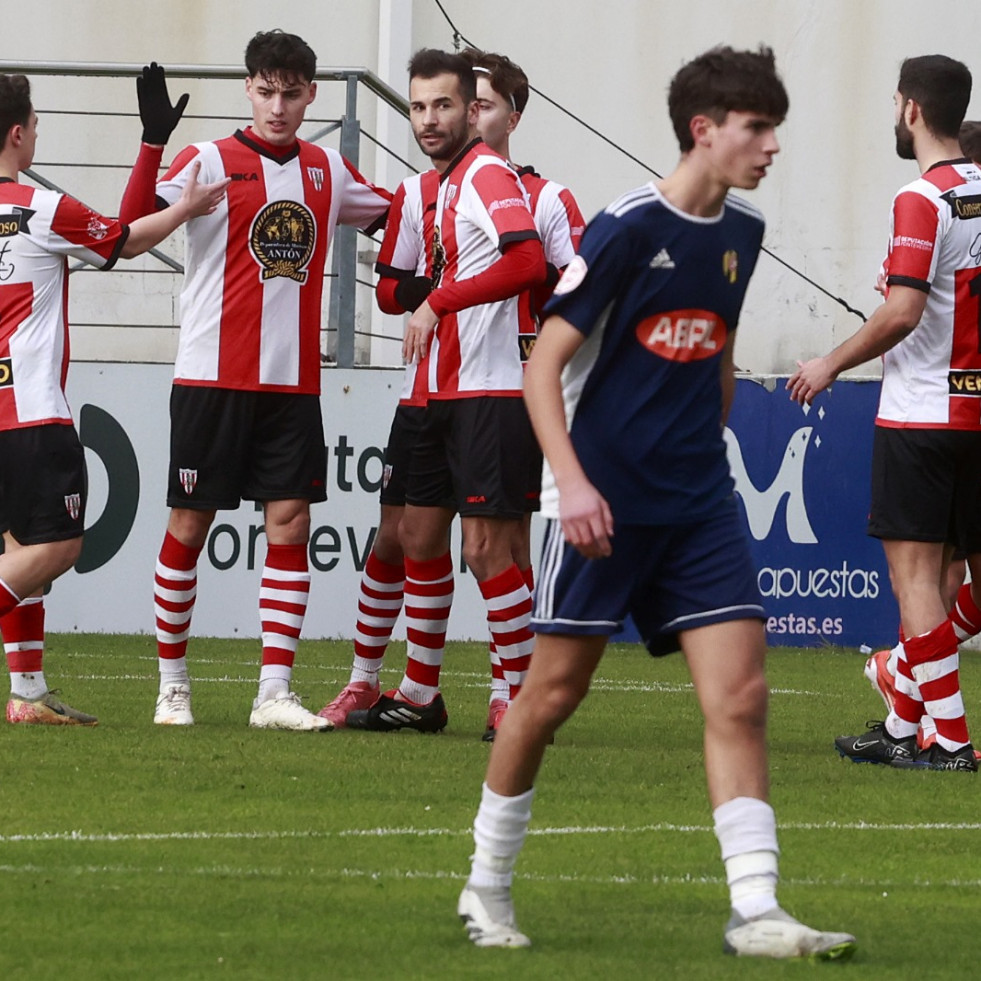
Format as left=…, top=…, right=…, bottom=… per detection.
left=786, top=357, right=835, bottom=405
left=137, top=62, right=189, bottom=145
left=558, top=478, right=614, bottom=559
left=403, top=300, right=438, bottom=363
left=177, top=161, right=230, bottom=219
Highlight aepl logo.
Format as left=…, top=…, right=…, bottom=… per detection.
left=634, top=308, right=725, bottom=362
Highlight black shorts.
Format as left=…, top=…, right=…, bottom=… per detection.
left=868, top=426, right=981, bottom=550
left=0, top=424, right=87, bottom=544
left=405, top=397, right=539, bottom=518
left=167, top=386, right=327, bottom=510
left=524, top=444, right=543, bottom=514
left=380, top=404, right=426, bottom=507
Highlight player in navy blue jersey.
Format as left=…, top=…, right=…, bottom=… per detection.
left=457, top=46, right=857, bottom=960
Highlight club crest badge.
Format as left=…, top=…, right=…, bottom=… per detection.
left=307, top=167, right=325, bottom=192
left=64, top=493, right=82, bottom=521
left=430, top=225, right=446, bottom=289
left=86, top=214, right=110, bottom=240
left=722, top=249, right=739, bottom=284
left=179, top=468, right=198, bottom=495
left=250, top=201, right=316, bottom=283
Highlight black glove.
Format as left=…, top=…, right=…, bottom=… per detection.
left=137, top=62, right=189, bottom=145
left=394, top=276, right=433, bottom=313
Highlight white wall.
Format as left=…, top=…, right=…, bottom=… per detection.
left=5, top=0, right=981, bottom=377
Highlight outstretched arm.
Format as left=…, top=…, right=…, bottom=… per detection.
left=121, top=161, right=228, bottom=258
left=787, top=285, right=927, bottom=404
left=120, top=63, right=189, bottom=222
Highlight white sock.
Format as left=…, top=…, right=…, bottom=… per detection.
left=159, top=656, right=190, bottom=692
left=256, top=665, right=291, bottom=705
left=468, top=783, right=535, bottom=889
left=10, top=671, right=47, bottom=700
left=714, top=796, right=780, bottom=919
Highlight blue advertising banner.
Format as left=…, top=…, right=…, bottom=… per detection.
left=726, top=376, right=897, bottom=649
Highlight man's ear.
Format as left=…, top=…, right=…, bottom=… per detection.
left=690, top=114, right=714, bottom=147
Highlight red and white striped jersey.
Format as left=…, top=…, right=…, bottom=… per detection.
left=517, top=168, right=585, bottom=271
left=878, top=158, right=981, bottom=429
left=375, top=169, right=440, bottom=406
left=157, top=129, right=390, bottom=394
left=0, top=179, right=126, bottom=430
left=515, top=167, right=585, bottom=359
left=428, top=140, right=540, bottom=399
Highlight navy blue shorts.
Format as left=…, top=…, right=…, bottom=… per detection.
left=532, top=497, right=765, bottom=656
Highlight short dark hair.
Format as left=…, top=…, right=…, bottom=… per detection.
left=459, top=47, right=529, bottom=114
left=0, top=74, right=32, bottom=150
left=668, top=45, right=788, bottom=152
left=407, top=48, right=476, bottom=105
left=960, top=120, right=981, bottom=164
left=245, top=30, right=316, bottom=85
left=898, top=55, right=971, bottom=140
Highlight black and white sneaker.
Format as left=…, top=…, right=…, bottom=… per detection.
left=915, top=742, right=978, bottom=772
left=834, top=720, right=927, bottom=768
left=346, top=689, right=448, bottom=732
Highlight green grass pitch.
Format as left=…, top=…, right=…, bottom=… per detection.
left=2, top=635, right=980, bottom=980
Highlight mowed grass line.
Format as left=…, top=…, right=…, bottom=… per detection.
left=1, top=636, right=981, bottom=980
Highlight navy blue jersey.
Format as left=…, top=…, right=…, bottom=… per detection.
left=542, top=183, right=765, bottom=524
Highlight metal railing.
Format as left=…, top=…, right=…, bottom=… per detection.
left=0, top=60, right=412, bottom=368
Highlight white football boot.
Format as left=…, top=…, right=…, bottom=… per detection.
left=458, top=884, right=531, bottom=948
left=249, top=692, right=333, bottom=731
left=723, top=906, right=856, bottom=960
left=154, top=684, right=194, bottom=725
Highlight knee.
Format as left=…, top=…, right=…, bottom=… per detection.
left=373, top=519, right=403, bottom=564
left=527, top=674, right=588, bottom=728
left=711, top=673, right=769, bottom=731
left=264, top=504, right=310, bottom=545
left=60, top=536, right=84, bottom=573
left=42, top=537, right=82, bottom=580
left=462, top=530, right=512, bottom=580
left=168, top=508, right=215, bottom=549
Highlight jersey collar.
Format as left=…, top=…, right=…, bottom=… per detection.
left=234, top=128, right=301, bottom=165
left=439, top=137, right=484, bottom=183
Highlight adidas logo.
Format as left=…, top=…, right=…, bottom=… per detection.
left=649, top=248, right=675, bottom=269
left=380, top=706, right=423, bottom=725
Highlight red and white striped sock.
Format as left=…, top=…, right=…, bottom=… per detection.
left=3, top=595, right=47, bottom=699
left=889, top=647, right=924, bottom=739
left=258, top=544, right=310, bottom=700
left=487, top=566, right=535, bottom=704
left=399, top=553, right=454, bottom=704
left=0, top=577, right=22, bottom=619
left=351, top=551, right=405, bottom=686
left=154, top=532, right=201, bottom=689
left=906, top=619, right=970, bottom=751
left=479, top=563, right=534, bottom=701
left=950, top=583, right=981, bottom=641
